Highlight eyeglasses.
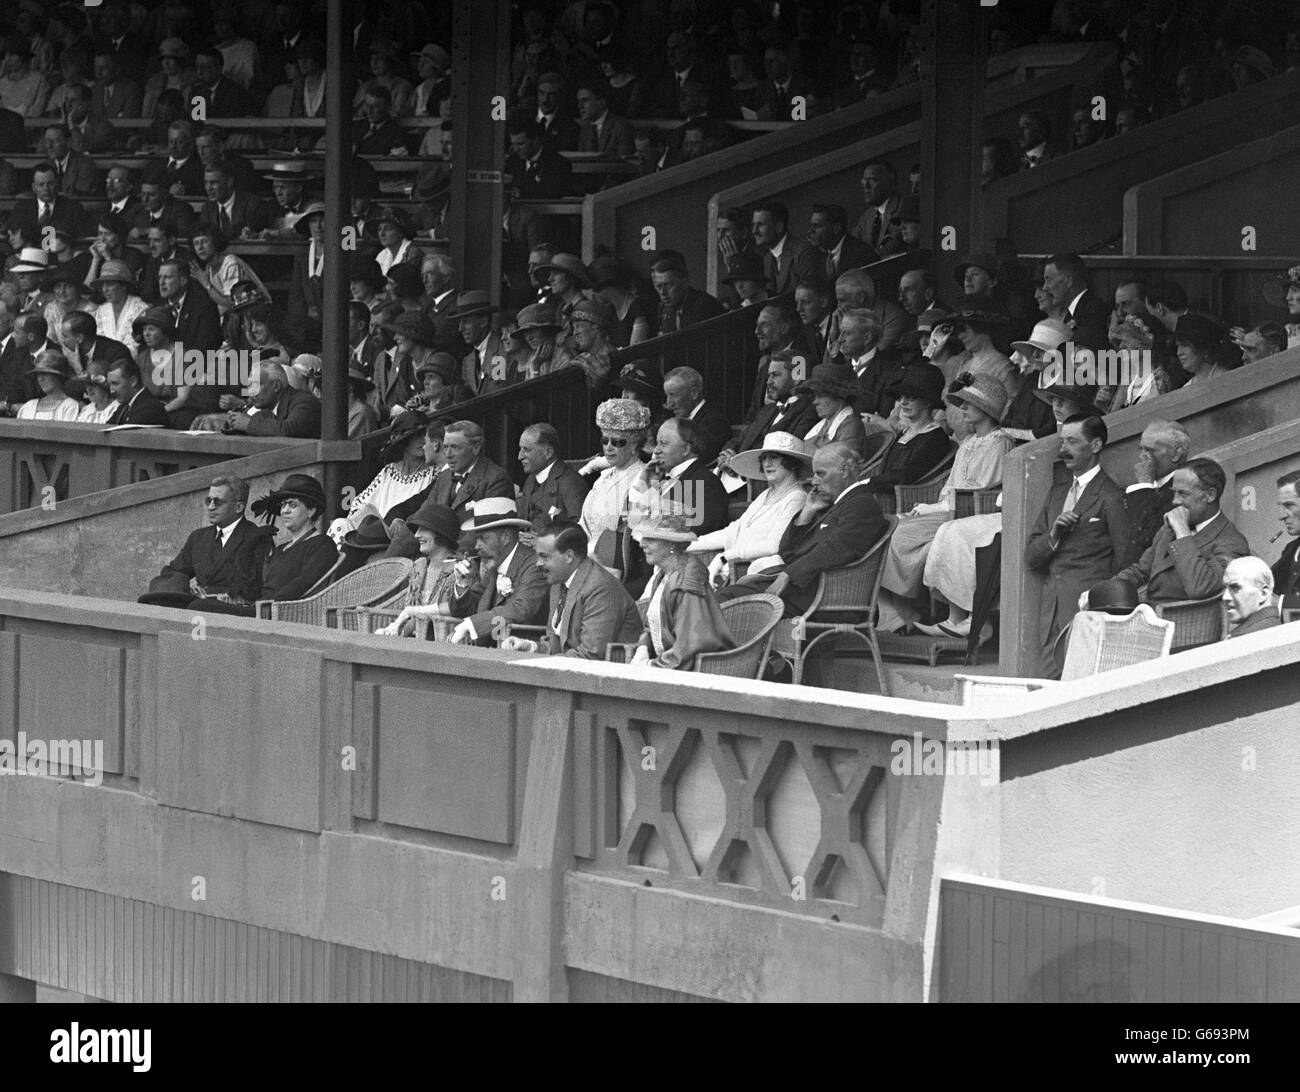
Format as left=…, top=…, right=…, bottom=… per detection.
left=600, top=436, right=629, bottom=448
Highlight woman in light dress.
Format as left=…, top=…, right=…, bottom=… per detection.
left=580, top=398, right=651, bottom=559
left=17, top=351, right=79, bottom=421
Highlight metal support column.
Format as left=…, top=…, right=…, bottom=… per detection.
left=449, top=0, right=511, bottom=305
left=321, top=0, right=353, bottom=517
left=919, top=0, right=989, bottom=290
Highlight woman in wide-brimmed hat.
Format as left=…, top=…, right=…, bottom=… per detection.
left=91, top=257, right=149, bottom=347
left=411, top=43, right=450, bottom=117
left=589, top=255, right=652, bottom=346
left=944, top=291, right=1016, bottom=437
left=508, top=301, right=572, bottom=380
left=689, top=431, right=811, bottom=586
left=41, top=260, right=95, bottom=336
left=628, top=514, right=734, bottom=670
left=866, top=364, right=955, bottom=497
left=375, top=500, right=462, bottom=639
left=327, top=411, right=440, bottom=548
left=131, top=304, right=181, bottom=399
left=877, top=373, right=1015, bottom=633
left=1001, top=318, right=1072, bottom=441
left=538, top=253, right=593, bottom=337
left=375, top=207, right=417, bottom=276
left=797, top=362, right=869, bottom=458
left=16, top=350, right=78, bottom=420
left=412, top=352, right=472, bottom=414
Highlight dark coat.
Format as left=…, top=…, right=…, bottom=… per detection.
left=245, top=387, right=322, bottom=438
left=154, top=154, right=205, bottom=196
left=1123, top=480, right=1177, bottom=563
left=577, top=113, right=634, bottom=156
left=132, top=198, right=197, bottom=239
left=505, top=147, right=574, bottom=199
left=519, top=459, right=590, bottom=524
left=1227, top=607, right=1281, bottom=639
left=1115, top=514, right=1250, bottom=603
left=422, top=458, right=516, bottom=526
left=8, top=195, right=86, bottom=242
left=353, top=118, right=410, bottom=156
left=145, top=519, right=271, bottom=603
left=763, top=234, right=811, bottom=298
left=108, top=387, right=170, bottom=426
left=171, top=287, right=222, bottom=352
left=544, top=556, right=643, bottom=658
left=189, top=76, right=250, bottom=119
left=776, top=480, right=888, bottom=615
left=849, top=344, right=909, bottom=418
left=658, top=286, right=725, bottom=334
left=1025, top=468, right=1133, bottom=671
left=659, top=458, right=731, bottom=537
left=868, top=427, right=953, bottom=494
left=729, top=394, right=820, bottom=455
left=0, top=106, right=27, bottom=152
left=792, top=234, right=880, bottom=285
left=260, top=533, right=339, bottom=601
left=203, top=192, right=269, bottom=237
left=450, top=543, right=549, bottom=642
left=1272, top=537, right=1300, bottom=609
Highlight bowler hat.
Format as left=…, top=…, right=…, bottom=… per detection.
left=138, top=570, right=199, bottom=609
left=448, top=289, right=499, bottom=320
left=1086, top=578, right=1140, bottom=616
left=538, top=252, right=591, bottom=289
left=721, top=251, right=766, bottom=285
left=728, top=431, right=814, bottom=481
left=461, top=497, right=531, bottom=533
left=946, top=373, right=1009, bottom=420
left=407, top=499, right=460, bottom=545
left=797, top=361, right=860, bottom=402
left=342, top=515, right=393, bottom=552
left=893, top=363, right=947, bottom=407
left=251, top=474, right=327, bottom=522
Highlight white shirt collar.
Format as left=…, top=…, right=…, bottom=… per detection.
left=1193, top=511, right=1221, bottom=535
left=499, top=542, right=519, bottom=573
left=535, top=459, right=553, bottom=484
left=1071, top=464, right=1102, bottom=491
left=217, top=517, right=243, bottom=546
left=475, top=331, right=491, bottom=355
left=1068, top=289, right=1087, bottom=315
left=686, top=400, right=704, bottom=420
left=851, top=346, right=877, bottom=372
left=564, top=567, right=579, bottom=589
left=769, top=234, right=786, bottom=260
left=666, top=456, right=696, bottom=481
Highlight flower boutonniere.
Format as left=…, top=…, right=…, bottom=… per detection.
left=496, top=573, right=514, bottom=598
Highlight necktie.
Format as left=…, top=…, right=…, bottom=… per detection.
left=824, top=248, right=836, bottom=280
left=39, top=203, right=51, bottom=225
left=870, top=209, right=881, bottom=247
left=553, top=581, right=568, bottom=631
left=218, top=205, right=230, bottom=232
left=1063, top=478, right=1082, bottom=513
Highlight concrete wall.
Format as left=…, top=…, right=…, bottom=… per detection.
left=0, top=442, right=357, bottom=601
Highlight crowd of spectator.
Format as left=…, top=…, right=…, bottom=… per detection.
left=0, top=1, right=1296, bottom=680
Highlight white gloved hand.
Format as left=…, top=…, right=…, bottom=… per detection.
left=500, top=636, right=539, bottom=653
left=630, top=646, right=651, bottom=665
left=707, top=554, right=726, bottom=587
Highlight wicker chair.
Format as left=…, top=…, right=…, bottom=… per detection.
left=255, top=557, right=412, bottom=625
left=953, top=487, right=1001, bottom=519
left=1284, top=608, right=1300, bottom=624
left=694, top=594, right=784, bottom=678
left=1153, top=595, right=1225, bottom=650
left=875, top=449, right=956, bottom=516
left=767, top=518, right=896, bottom=693
left=955, top=605, right=1174, bottom=705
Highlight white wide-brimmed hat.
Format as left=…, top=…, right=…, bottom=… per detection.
left=727, top=431, right=814, bottom=481
left=459, top=496, right=531, bottom=533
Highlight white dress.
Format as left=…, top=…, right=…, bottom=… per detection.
left=96, top=296, right=149, bottom=348
left=692, top=481, right=804, bottom=562
left=327, top=461, right=437, bottom=543
left=77, top=401, right=118, bottom=424
left=18, top=396, right=80, bottom=421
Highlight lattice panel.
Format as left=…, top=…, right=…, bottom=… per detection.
left=598, top=710, right=895, bottom=926
left=19, top=452, right=70, bottom=509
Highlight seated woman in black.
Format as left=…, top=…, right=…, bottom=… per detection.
left=195, top=474, right=339, bottom=615
left=867, top=364, right=952, bottom=496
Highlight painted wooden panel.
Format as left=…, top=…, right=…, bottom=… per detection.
left=154, top=633, right=323, bottom=832
left=0, top=874, right=510, bottom=1003
left=938, top=878, right=1300, bottom=1002
left=375, top=687, right=517, bottom=844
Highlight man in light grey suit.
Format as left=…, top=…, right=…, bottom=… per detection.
left=502, top=521, right=641, bottom=659
left=575, top=77, right=634, bottom=157
left=752, top=200, right=809, bottom=299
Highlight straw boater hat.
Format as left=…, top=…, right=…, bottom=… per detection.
left=947, top=373, right=1009, bottom=420
left=728, top=431, right=814, bottom=481
left=342, top=515, right=392, bottom=552
left=1010, top=318, right=1072, bottom=358
left=631, top=512, right=698, bottom=544
left=461, top=497, right=531, bottom=533
left=797, top=361, right=860, bottom=402
left=261, top=161, right=316, bottom=184
left=9, top=247, right=49, bottom=273
left=90, top=259, right=137, bottom=290
left=538, top=252, right=591, bottom=289
left=595, top=397, right=650, bottom=432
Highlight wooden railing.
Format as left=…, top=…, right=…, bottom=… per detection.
left=0, top=420, right=310, bottom=516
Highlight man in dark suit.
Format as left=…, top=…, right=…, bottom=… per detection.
left=851, top=160, right=902, bottom=252
left=419, top=255, right=467, bottom=359
left=719, top=442, right=888, bottom=616
left=92, top=5, right=149, bottom=85
left=1111, top=458, right=1249, bottom=605
left=452, top=291, right=515, bottom=397
left=518, top=424, right=590, bottom=526
left=154, top=122, right=205, bottom=197
left=41, top=125, right=100, bottom=197
left=1271, top=469, right=1300, bottom=609
left=752, top=201, right=809, bottom=299
left=418, top=420, right=515, bottom=532
left=650, top=250, right=724, bottom=335
left=58, top=312, right=131, bottom=377
left=505, top=118, right=574, bottom=199
left=754, top=41, right=815, bottom=121
left=62, top=84, right=119, bottom=154
left=188, top=49, right=250, bottom=119
left=138, top=477, right=271, bottom=607
left=796, top=204, right=879, bottom=286
left=720, top=352, right=819, bottom=470
left=0, top=311, right=48, bottom=408
left=8, top=165, right=87, bottom=243
left=663, top=367, right=732, bottom=466
left=106, top=359, right=169, bottom=425
left=231, top=361, right=322, bottom=438
left=446, top=499, right=549, bottom=645
left=203, top=160, right=268, bottom=237
left=648, top=416, right=729, bottom=535
left=354, top=86, right=409, bottom=156
left=131, top=173, right=197, bottom=239
left=1043, top=252, right=1110, bottom=344
left=507, top=522, right=642, bottom=658
left=1223, top=557, right=1281, bottom=639
left=836, top=307, right=906, bottom=420
left=137, top=225, right=192, bottom=305
left=574, top=77, right=634, bottom=157
left=534, top=72, right=580, bottom=152
left=90, top=50, right=144, bottom=118
left=157, top=259, right=221, bottom=351
left=1025, top=415, right=1133, bottom=678
left=1124, top=420, right=1190, bottom=559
